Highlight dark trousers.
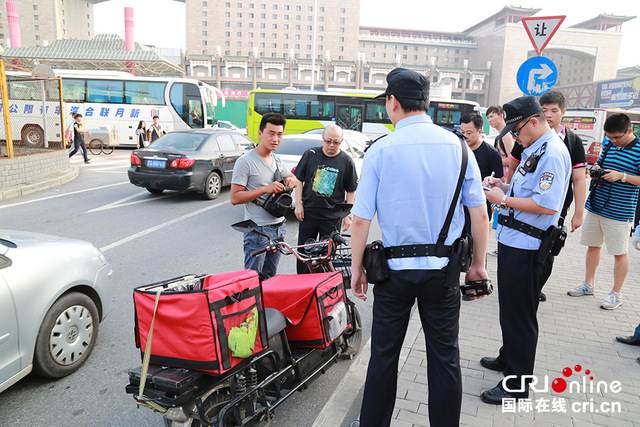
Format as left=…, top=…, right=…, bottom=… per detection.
left=296, top=214, right=339, bottom=274
left=494, top=243, right=553, bottom=395
left=359, top=269, right=462, bottom=427
left=69, top=139, right=88, bottom=162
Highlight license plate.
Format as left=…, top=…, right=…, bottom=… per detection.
left=147, top=159, right=166, bottom=168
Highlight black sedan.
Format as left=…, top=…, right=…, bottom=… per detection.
left=128, top=129, right=255, bottom=199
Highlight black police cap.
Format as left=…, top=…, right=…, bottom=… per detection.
left=497, top=95, right=543, bottom=141
left=375, top=68, right=430, bottom=101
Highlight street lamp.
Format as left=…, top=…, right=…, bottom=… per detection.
left=310, top=0, right=317, bottom=91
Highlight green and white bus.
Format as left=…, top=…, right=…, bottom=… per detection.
left=246, top=88, right=479, bottom=142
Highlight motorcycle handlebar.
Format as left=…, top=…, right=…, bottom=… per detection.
left=331, top=232, right=348, bottom=246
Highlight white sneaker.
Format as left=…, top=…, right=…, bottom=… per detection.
left=601, top=291, right=622, bottom=310
left=567, top=281, right=594, bottom=297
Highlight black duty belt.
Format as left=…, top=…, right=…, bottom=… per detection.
left=385, top=244, right=451, bottom=259
left=497, top=214, right=545, bottom=240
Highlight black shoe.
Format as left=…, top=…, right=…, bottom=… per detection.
left=637, top=357, right=640, bottom=366
left=615, top=336, right=640, bottom=346
left=539, top=292, right=547, bottom=302
left=84, top=160, right=90, bottom=164
left=480, top=356, right=506, bottom=372
left=481, top=385, right=524, bottom=405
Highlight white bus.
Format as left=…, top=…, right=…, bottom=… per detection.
left=58, top=70, right=225, bottom=147
left=3, top=69, right=225, bottom=148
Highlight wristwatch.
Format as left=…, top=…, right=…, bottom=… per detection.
left=500, top=194, right=509, bottom=210
left=622, top=172, right=627, bottom=183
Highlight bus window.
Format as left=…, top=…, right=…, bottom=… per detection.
left=310, top=99, right=334, bottom=119
left=9, top=80, right=41, bottom=101
left=62, top=79, right=86, bottom=103
left=188, top=99, right=204, bottom=128
left=125, top=81, right=166, bottom=105
left=170, top=82, right=203, bottom=127
left=283, top=97, right=308, bottom=119
left=255, top=93, right=282, bottom=114
left=364, top=101, right=389, bottom=122
left=87, top=80, right=124, bottom=103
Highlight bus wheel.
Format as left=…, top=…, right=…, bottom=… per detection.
left=21, top=125, right=45, bottom=148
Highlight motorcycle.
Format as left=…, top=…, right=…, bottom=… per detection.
left=125, top=204, right=361, bottom=426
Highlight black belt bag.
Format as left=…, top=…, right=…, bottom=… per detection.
left=536, top=225, right=567, bottom=264
left=445, top=234, right=472, bottom=289
left=363, top=240, right=391, bottom=285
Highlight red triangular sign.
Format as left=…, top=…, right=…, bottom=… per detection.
left=522, top=16, right=566, bottom=56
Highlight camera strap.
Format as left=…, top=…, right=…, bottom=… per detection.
left=385, top=129, right=468, bottom=259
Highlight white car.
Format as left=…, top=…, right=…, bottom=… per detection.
left=0, top=230, right=113, bottom=393
left=275, top=133, right=366, bottom=177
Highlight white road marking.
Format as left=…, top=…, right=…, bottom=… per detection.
left=0, top=182, right=129, bottom=210
left=86, top=192, right=175, bottom=213
left=99, top=199, right=228, bottom=252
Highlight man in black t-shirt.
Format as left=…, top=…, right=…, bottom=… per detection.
left=69, top=113, right=91, bottom=164
left=293, top=125, right=358, bottom=273
left=460, top=113, right=503, bottom=236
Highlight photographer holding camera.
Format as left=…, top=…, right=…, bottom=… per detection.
left=567, top=113, right=640, bottom=310
left=481, top=95, right=571, bottom=404
left=230, top=112, right=296, bottom=279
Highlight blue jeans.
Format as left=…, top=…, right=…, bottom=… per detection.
left=243, top=222, right=286, bottom=279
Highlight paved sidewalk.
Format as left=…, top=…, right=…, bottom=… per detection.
left=0, top=166, right=78, bottom=201
left=323, top=224, right=640, bottom=426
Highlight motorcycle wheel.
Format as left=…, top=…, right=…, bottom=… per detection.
left=344, top=305, right=362, bottom=356
left=190, top=390, right=237, bottom=427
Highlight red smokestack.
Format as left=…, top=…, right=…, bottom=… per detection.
left=6, top=1, right=22, bottom=48
left=125, top=7, right=135, bottom=75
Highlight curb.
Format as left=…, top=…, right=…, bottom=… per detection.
left=0, top=167, right=79, bottom=201
left=312, top=305, right=422, bottom=427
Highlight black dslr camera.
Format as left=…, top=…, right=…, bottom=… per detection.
left=589, top=167, right=608, bottom=190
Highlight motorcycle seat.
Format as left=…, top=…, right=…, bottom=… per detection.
left=265, top=307, right=287, bottom=339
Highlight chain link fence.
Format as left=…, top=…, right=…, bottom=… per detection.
left=0, top=61, right=65, bottom=158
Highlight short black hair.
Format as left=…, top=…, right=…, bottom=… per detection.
left=539, top=90, right=566, bottom=110
left=259, top=112, right=286, bottom=131
left=390, top=95, right=430, bottom=113
left=604, top=113, right=631, bottom=134
left=153, top=115, right=159, bottom=119
left=460, top=112, right=483, bottom=130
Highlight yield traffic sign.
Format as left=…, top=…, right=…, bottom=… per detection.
left=516, top=56, right=558, bottom=96
left=521, top=16, right=566, bottom=55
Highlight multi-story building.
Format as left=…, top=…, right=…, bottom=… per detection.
left=0, top=0, right=99, bottom=47
left=185, top=4, right=634, bottom=106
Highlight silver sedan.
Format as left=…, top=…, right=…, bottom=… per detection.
left=0, top=230, right=113, bottom=393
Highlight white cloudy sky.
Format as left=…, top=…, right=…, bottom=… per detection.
left=95, top=0, right=640, bottom=69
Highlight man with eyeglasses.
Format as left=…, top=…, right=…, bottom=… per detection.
left=480, top=95, right=571, bottom=404
left=567, top=113, right=640, bottom=310
left=293, top=124, right=358, bottom=273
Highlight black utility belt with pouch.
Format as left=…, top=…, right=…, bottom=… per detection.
left=498, top=214, right=567, bottom=263
left=536, top=224, right=567, bottom=264
left=362, top=234, right=474, bottom=292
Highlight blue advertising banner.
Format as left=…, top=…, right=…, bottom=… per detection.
left=596, top=78, right=640, bottom=109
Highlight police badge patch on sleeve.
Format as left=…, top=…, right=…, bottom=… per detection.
left=539, top=172, right=554, bottom=191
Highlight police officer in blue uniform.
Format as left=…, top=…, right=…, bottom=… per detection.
left=350, top=68, right=490, bottom=426
left=480, top=96, right=571, bottom=404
